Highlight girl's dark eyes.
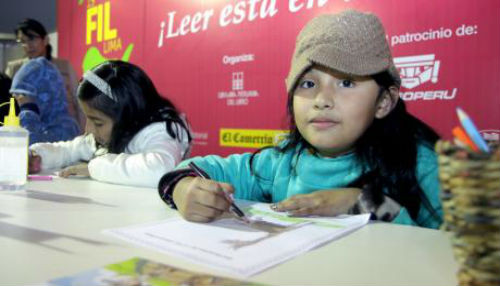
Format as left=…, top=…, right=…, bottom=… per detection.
left=297, top=77, right=355, bottom=90
left=339, top=79, right=354, bottom=88
left=298, top=80, right=315, bottom=89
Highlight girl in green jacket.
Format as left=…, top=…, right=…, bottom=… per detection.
left=159, top=10, right=443, bottom=229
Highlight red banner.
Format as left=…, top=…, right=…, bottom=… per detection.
left=58, top=0, right=500, bottom=157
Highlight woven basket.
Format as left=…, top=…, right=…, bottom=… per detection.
left=436, top=141, right=500, bottom=286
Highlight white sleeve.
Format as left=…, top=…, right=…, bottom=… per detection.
left=29, top=134, right=97, bottom=170
left=87, top=123, right=190, bottom=188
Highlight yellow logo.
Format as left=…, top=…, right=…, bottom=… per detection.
left=220, top=129, right=289, bottom=148
left=83, top=1, right=134, bottom=73
left=86, top=2, right=117, bottom=45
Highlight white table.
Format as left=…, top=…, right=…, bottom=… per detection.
left=0, top=178, right=458, bottom=286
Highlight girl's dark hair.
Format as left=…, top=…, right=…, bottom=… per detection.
left=15, top=18, right=52, bottom=60
left=77, top=60, right=191, bottom=153
left=252, top=69, right=440, bottom=224
left=0, top=72, right=16, bottom=119
left=353, top=71, right=440, bottom=224
left=0, top=72, right=12, bottom=97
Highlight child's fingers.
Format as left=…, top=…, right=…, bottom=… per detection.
left=194, top=178, right=227, bottom=197
left=59, top=167, right=80, bottom=177
left=181, top=191, right=226, bottom=222
left=28, top=150, right=39, bottom=159
left=28, top=155, right=42, bottom=174
left=59, top=164, right=90, bottom=177
left=187, top=178, right=232, bottom=210
left=178, top=177, right=235, bottom=222
left=185, top=213, right=216, bottom=223
left=273, top=198, right=299, bottom=211
left=290, top=206, right=346, bottom=217
left=196, top=189, right=231, bottom=212
left=273, top=195, right=314, bottom=211
left=190, top=204, right=225, bottom=220
left=193, top=178, right=235, bottom=204
left=286, top=205, right=334, bottom=217
left=218, top=182, right=234, bottom=194
left=217, top=183, right=236, bottom=204
left=288, top=207, right=316, bottom=217
left=58, top=168, right=73, bottom=177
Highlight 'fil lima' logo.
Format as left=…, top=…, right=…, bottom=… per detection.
left=232, top=72, right=244, bottom=91
left=394, top=54, right=440, bottom=89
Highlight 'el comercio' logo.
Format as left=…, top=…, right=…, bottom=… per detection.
left=220, top=129, right=288, bottom=149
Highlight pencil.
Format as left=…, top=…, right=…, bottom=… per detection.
left=452, top=126, right=479, bottom=152
left=28, top=175, right=54, bottom=181
left=456, top=107, right=490, bottom=153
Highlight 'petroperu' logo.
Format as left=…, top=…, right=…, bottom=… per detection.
left=220, top=129, right=289, bottom=148
left=396, top=54, right=457, bottom=101
left=394, top=54, right=440, bottom=89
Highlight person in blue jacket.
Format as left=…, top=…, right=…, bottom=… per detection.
left=158, top=10, right=443, bottom=229
left=10, top=57, right=80, bottom=144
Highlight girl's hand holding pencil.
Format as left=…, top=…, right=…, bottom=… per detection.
left=173, top=176, right=234, bottom=223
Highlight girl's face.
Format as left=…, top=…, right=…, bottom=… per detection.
left=80, top=100, right=114, bottom=146
left=17, top=31, right=47, bottom=59
left=293, top=66, right=390, bottom=157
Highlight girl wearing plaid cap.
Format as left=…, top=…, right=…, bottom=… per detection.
left=159, top=10, right=442, bottom=228
left=29, top=61, right=191, bottom=188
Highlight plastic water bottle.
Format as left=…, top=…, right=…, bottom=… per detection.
left=0, top=98, right=29, bottom=191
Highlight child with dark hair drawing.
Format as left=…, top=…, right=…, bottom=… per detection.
left=158, top=10, right=442, bottom=228
left=29, top=60, right=191, bottom=188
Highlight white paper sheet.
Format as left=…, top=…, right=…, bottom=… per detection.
left=104, top=203, right=370, bottom=277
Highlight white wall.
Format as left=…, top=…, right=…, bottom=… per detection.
left=0, top=41, right=23, bottom=73
left=49, top=31, right=57, bottom=57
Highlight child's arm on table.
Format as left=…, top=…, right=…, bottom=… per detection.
left=86, top=123, right=188, bottom=188
left=29, top=134, right=95, bottom=171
